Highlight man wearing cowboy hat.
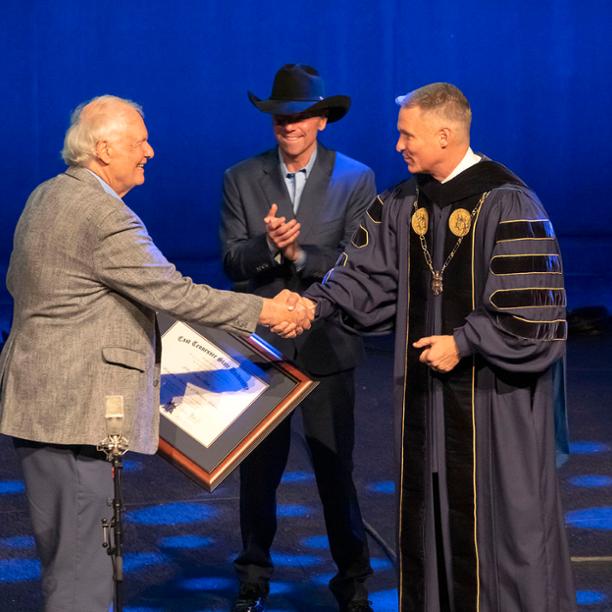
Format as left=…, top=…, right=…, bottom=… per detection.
left=220, top=64, right=376, bottom=612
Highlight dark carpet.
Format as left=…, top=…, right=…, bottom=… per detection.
left=0, top=315, right=610, bottom=611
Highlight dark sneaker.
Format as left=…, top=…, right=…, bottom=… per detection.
left=344, top=600, right=374, bottom=612
left=232, top=582, right=267, bottom=612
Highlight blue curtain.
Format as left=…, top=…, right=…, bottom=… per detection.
left=1, top=0, right=611, bottom=299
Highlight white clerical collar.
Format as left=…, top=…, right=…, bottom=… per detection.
left=441, top=147, right=481, bottom=184
left=85, top=168, right=123, bottom=201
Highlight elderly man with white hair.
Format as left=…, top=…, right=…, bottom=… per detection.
left=0, top=95, right=310, bottom=612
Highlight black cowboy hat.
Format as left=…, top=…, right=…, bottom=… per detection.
left=248, top=64, right=351, bottom=123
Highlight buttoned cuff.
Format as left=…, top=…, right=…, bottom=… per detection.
left=266, top=237, right=282, bottom=263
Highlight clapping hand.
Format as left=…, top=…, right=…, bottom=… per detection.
left=265, top=203, right=303, bottom=262
left=259, top=289, right=315, bottom=338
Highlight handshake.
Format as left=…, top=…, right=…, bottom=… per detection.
left=258, top=289, right=316, bottom=338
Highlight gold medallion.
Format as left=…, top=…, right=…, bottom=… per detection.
left=449, top=208, right=472, bottom=237
left=411, top=208, right=429, bottom=236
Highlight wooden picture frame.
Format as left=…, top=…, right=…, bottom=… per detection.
left=156, top=313, right=318, bottom=491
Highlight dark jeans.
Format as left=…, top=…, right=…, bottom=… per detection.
left=234, top=369, right=372, bottom=606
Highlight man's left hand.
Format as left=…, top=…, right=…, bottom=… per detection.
left=413, top=335, right=460, bottom=373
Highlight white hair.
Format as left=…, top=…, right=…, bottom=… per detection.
left=61, top=95, right=144, bottom=166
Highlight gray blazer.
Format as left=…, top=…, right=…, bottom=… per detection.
left=220, top=144, right=376, bottom=375
left=0, top=167, right=262, bottom=453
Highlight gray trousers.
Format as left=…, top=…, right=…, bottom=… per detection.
left=14, top=438, right=114, bottom=612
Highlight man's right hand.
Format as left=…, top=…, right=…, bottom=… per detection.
left=259, top=289, right=313, bottom=338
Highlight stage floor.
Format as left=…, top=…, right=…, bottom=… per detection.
left=0, top=326, right=611, bottom=611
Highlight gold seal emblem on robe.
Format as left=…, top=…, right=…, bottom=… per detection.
left=411, top=208, right=429, bottom=236
left=448, top=208, right=472, bottom=237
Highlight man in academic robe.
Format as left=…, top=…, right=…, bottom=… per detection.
left=303, top=83, right=576, bottom=612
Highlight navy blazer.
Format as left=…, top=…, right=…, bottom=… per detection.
left=220, top=144, right=376, bottom=375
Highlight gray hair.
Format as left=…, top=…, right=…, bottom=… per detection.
left=396, top=82, right=471, bottom=131
left=61, top=95, right=144, bottom=166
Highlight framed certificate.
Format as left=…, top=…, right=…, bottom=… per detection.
left=156, top=313, right=318, bottom=491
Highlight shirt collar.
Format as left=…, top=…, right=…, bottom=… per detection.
left=441, top=147, right=481, bottom=184
left=85, top=168, right=123, bottom=201
left=279, top=146, right=318, bottom=178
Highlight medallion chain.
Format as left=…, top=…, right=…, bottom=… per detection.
left=412, top=190, right=489, bottom=295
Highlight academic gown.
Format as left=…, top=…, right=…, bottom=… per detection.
left=305, top=160, right=576, bottom=612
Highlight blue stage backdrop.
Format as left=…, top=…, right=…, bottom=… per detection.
left=1, top=0, right=611, bottom=309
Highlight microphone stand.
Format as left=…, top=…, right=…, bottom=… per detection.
left=99, top=435, right=129, bottom=612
